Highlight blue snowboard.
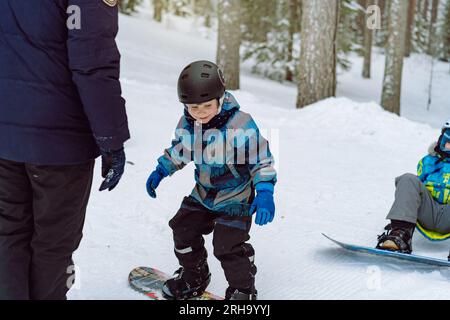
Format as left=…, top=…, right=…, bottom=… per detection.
left=323, top=233, right=450, bottom=267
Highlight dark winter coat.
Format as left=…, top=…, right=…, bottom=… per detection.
left=0, top=0, right=130, bottom=165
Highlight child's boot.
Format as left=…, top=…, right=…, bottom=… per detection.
left=225, top=286, right=258, bottom=300
left=162, top=260, right=211, bottom=300
left=376, top=220, right=415, bottom=254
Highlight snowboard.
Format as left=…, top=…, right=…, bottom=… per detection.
left=128, top=266, right=224, bottom=300
left=323, top=233, right=450, bottom=267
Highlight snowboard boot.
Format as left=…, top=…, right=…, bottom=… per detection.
left=225, top=287, right=258, bottom=300
left=376, top=220, right=415, bottom=254
left=162, top=261, right=211, bottom=300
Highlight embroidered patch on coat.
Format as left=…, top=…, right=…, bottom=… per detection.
left=102, top=0, right=118, bottom=7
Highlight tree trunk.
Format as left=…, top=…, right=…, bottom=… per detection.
left=118, top=0, right=126, bottom=13
left=427, top=0, right=440, bottom=55
left=422, top=0, right=430, bottom=20
left=362, top=0, right=375, bottom=78
left=444, top=0, right=450, bottom=62
left=153, top=0, right=164, bottom=22
left=286, top=0, right=301, bottom=82
left=204, top=0, right=213, bottom=28
left=375, top=0, right=389, bottom=46
left=357, top=0, right=367, bottom=40
left=297, top=0, right=339, bottom=108
left=381, top=0, right=408, bottom=115
left=217, top=0, right=241, bottom=90
left=126, top=0, right=138, bottom=12
left=405, top=0, right=416, bottom=57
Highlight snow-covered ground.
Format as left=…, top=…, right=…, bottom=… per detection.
left=68, top=11, right=450, bottom=300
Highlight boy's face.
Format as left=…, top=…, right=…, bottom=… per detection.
left=446, top=142, right=450, bottom=150
left=186, top=99, right=219, bottom=124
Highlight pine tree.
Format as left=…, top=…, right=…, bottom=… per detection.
left=241, top=0, right=276, bottom=43
left=336, top=0, right=365, bottom=71
left=381, top=0, right=408, bottom=115
left=217, top=0, right=241, bottom=90
left=193, top=0, right=214, bottom=27
left=242, top=0, right=367, bottom=84
left=332, top=0, right=381, bottom=74
left=297, top=0, right=339, bottom=108
left=241, top=0, right=301, bottom=82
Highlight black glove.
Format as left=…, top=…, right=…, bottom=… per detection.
left=99, top=147, right=126, bottom=192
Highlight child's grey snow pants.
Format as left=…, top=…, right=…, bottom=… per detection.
left=387, top=173, right=450, bottom=233
left=169, top=196, right=257, bottom=291
left=0, top=158, right=94, bottom=300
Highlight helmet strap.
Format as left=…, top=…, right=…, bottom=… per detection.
left=216, top=95, right=225, bottom=115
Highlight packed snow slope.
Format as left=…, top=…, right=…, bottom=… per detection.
left=68, top=11, right=450, bottom=300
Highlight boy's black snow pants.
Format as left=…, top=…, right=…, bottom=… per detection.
left=169, top=196, right=257, bottom=291
left=0, top=158, right=94, bottom=300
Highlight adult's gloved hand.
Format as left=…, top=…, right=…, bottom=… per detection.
left=99, top=147, right=126, bottom=192
left=146, top=164, right=169, bottom=198
left=250, top=182, right=275, bottom=226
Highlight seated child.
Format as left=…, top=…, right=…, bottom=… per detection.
left=377, top=119, right=450, bottom=253
left=146, top=60, right=277, bottom=300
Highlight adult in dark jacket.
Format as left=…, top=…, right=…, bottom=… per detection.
left=0, top=0, right=130, bottom=299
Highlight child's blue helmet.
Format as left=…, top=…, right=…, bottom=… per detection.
left=443, top=119, right=450, bottom=130
left=437, top=119, right=450, bottom=156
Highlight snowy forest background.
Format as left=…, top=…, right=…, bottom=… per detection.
left=68, top=1, right=450, bottom=299
left=117, top=0, right=450, bottom=116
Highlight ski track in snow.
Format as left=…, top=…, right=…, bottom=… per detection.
left=68, top=12, right=450, bottom=300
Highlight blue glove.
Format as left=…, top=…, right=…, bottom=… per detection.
left=99, top=147, right=126, bottom=192
left=250, top=182, right=275, bottom=226
left=146, top=164, right=169, bottom=198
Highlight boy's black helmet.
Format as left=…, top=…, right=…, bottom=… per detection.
left=177, top=60, right=226, bottom=104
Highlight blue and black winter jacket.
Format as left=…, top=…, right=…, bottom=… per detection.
left=158, top=92, right=277, bottom=216
left=418, top=142, right=450, bottom=205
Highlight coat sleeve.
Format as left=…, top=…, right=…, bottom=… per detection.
left=157, top=117, right=193, bottom=176
left=230, top=113, right=277, bottom=187
left=67, top=0, right=130, bottom=151
left=248, top=119, right=277, bottom=187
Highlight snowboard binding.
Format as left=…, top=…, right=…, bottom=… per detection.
left=225, top=287, right=258, bottom=300
left=377, top=223, right=413, bottom=254
left=162, top=263, right=211, bottom=300
left=225, top=264, right=258, bottom=300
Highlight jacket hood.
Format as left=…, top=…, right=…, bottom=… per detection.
left=221, top=91, right=241, bottom=112
left=429, top=141, right=450, bottom=160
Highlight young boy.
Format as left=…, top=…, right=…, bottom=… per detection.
left=377, top=120, right=450, bottom=253
left=146, top=61, right=277, bottom=300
